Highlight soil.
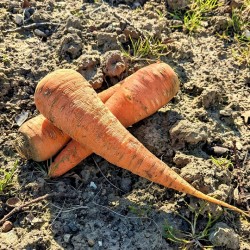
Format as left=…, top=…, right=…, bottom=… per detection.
left=0, top=0, right=250, bottom=249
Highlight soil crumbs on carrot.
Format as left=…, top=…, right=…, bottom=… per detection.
left=0, top=0, right=250, bottom=249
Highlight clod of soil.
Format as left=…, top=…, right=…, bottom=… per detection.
left=169, top=119, right=208, bottom=149
left=58, top=33, right=83, bottom=60
left=166, top=0, right=191, bottom=10
left=101, top=50, right=128, bottom=77
left=76, top=54, right=103, bottom=89
left=209, top=222, right=240, bottom=250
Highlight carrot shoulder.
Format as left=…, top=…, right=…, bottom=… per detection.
left=34, top=67, right=249, bottom=217
left=49, top=63, right=179, bottom=177
left=15, top=82, right=121, bottom=162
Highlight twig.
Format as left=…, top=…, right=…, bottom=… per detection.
left=0, top=192, right=73, bottom=226
left=3, top=22, right=60, bottom=34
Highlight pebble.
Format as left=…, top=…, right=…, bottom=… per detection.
left=14, top=14, right=23, bottom=25
left=15, top=110, right=29, bottom=126
left=244, top=29, right=250, bottom=40
left=89, top=181, right=97, bottom=189
left=209, top=222, right=240, bottom=250
left=235, top=141, right=243, bottom=150
left=219, top=108, right=232, bottom=117
left=212, top=146, right=229, bottom=156
left=87, top=239, right=95, bottom=247
left=1, top=221, right=13, bottom=232
left=63, top=234, right=72, bottom=243
left=34, top=29, right=47, bottom=38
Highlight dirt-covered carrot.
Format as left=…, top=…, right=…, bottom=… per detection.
left=34, top=66, right=249, bottom=217
left=15, top=82, right=122, bottom=162
left=49, top=63, right=180, bottom=177
left=15, top=114, right=70, bottom=162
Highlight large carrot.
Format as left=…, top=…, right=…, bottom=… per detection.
left=49, top=63, right=180, bottom=177
left=34, top=66, right=249, bottom=217
left=15, top=82, right=122, bottom=162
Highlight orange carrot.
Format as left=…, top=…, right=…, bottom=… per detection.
left=15, top=82, right=121, bottom=162
left=49, top=63, right=179, bottom=177
left=34, top=65, right=249, bottom=217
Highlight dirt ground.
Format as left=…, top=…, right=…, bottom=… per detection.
left=0, top=0, right=250, bottom=249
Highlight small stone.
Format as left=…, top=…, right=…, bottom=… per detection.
left=219, top=108, right=232, bottom=117
left=212, top=146, right=229, bottom=156
left=98, top=241, right=103, bottom=247
left=244, top=29, right=250, bottom=40
left=15, top=110, right=29, bottom=126
left=235, top=141, right=243, bottom=150
left=89, top=181, right=97, bottom=189
left=209, top=222, right=240, bottom=250
left=63, top=234, right=72, bottom=243
left=14, top=14, right=23, bottom=25
left=34, top=29, right=47, bottom=37
left=2, top=221, right=13, bottom=232
left=87, top=239, right=95, bottom=247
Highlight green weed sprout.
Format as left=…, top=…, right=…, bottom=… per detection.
left=121, top=35, right=169, bottom=61
left=0, top=161, right=18, bottom=193
left=183, top=0, right=220, bottom=32
left=211, top=156, right=234, bottom=170
left=164, top=203, right=222, bottom=249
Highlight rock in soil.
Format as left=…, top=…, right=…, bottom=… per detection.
left=209, top=222, right=240, bottom=250
left=1, top=221, right=13, bottom=233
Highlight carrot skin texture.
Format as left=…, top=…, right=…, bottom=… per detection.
left=49, top=63, right=180, bottom=176
left=34, top=67, right=249, bottom=217
left=15, top=82, right=121, bottom=162
left=15, top=114, right=70, bottom=162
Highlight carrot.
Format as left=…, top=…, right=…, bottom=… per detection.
left=34, top=65, right=249, bottom=217
left=15, top=114, right=70, bottom=162
left=49, top=63, right=180, bottom=177
left=15, top=82, right=122, bottom=162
